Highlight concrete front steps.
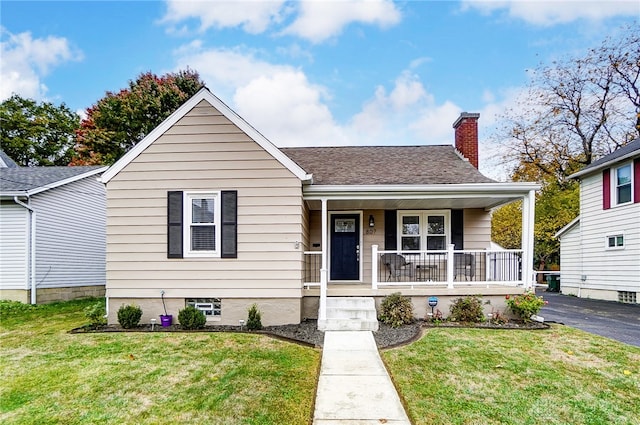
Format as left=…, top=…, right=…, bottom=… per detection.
left=318, top=297, right=379, bottom=331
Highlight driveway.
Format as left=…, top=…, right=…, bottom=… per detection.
left=539, top=290, right=640, bottom=347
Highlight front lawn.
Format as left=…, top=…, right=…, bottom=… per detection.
left=0, top=299, right=320, bottom=425
left=383, top=327, right=640, bottom=425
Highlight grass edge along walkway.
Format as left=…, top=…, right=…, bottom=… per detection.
left=383, top=326, right=640, bottom=425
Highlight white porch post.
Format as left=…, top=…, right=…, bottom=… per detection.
left=446, top=243, right=455, bottom=289
left=522, top=190, right=536, bottom=290
left=319, top=198, right=328, bottom=322
left=372, top=245, right=379, bottom=290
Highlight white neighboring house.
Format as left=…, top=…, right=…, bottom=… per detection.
left=556, top=138, right=640, bottom=303
left=0, top=152, right=107, bottom=304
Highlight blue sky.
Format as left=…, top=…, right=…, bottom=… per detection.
left=1, top=0, right=638, bottom=178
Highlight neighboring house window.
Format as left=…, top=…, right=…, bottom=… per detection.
left=186, top=192, right=220, bottom=256
left=606, top=234, right=624, bottom=249
left=615, top=164, right=632, bottom=205
left=399, top=211, right=450, bottom=251
left=186, top=298, right=222, bottom=317
left=167, top=190, right=238, bottom=259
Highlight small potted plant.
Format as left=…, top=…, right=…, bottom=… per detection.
left=159, top=290, right=172, bottom=327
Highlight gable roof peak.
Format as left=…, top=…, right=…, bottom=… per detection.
left=100, top=87, right=311, bottom=184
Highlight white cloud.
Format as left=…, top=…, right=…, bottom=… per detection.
left=282, top=0, right=402, bottom=43
left=161, top=0, right=287, bottom=34
left=174, top=44, right=472, bottom=149
left=0, top=28, right=82, bottom=101
left=461, top=0, right=640, bottom=26
left=162, top=0, right=401, bottom=43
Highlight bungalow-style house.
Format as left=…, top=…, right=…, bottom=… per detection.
left=100, top=87, right=539, bottom=329
left=556, top=139, right=640, bottom=304
left=0, top=154, right=107, bottom=303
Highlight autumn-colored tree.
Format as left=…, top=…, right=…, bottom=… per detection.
left=496, top=23, right=639, bottom=185
left=0, top=95, right=80, bottom=166
left=72, top=69, right=204, bottom=165
left=492, top=24, right=638, bottom=267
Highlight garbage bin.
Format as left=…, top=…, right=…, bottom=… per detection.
left=546, top=274, right=560, bottom=292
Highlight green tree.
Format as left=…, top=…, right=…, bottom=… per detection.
left=0, top=95, right=80, bottom=166
left=73, top=69, right=204, bottom=165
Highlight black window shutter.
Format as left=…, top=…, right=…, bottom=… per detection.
left=451, top=209, right=464, bottom=250
left=221, top=190, right=238, bottom=258
left=384, top=210, right=397, bottom=250
left=167, top=191, right=183, bottom=258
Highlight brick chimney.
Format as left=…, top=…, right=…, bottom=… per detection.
left=453, top=112, right=480, bottom=169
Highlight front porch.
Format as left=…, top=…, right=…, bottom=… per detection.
left=299, top=183, right=538, bottom=328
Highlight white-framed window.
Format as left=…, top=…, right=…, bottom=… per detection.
left=184, top=192, right=221, bottom=257
left=606, top=234, right=625, bottom=249
left=186, top=298, right=222, bottom=317
left=614, top=163, right=632, bottom=205
left=399, top=211, right=450, bottom=251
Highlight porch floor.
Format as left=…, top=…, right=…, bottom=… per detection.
left=303, top=283, right=525, bottom=298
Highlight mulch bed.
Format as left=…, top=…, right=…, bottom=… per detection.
left=71, top=319, right=549, bottom=349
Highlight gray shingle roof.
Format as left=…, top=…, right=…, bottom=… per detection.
left=281, top=145, right=495, bottom=185
left=0, top=150, right=19, bottom=168
left=0, top=166, right=104, bottom=194
left=570, top=138, right=640, bottom=178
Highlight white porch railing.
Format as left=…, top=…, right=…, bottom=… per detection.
left=373, top=244, right=526, bottom=289
left=302, top=246, right=529, bottom=289
left=303, top=251, right=322, bottom=288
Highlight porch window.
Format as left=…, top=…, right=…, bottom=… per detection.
left=398, top=211, right=450, bottom=251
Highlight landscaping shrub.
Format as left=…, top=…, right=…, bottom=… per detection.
left=449, top=296, right=485, bottom=323
left=84, top=301, right=106, bottom=327
left=247, top=304, right=263, bottom=330
left=117, top=304, right=142, bottom=329
left=178, top=306, right=206, bottom=330
left=506, top=292, right=547, bottom=322
left=378, top=292, right=414, bottom=328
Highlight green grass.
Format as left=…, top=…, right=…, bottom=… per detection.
left=383, top=327, right=640, bottom=425
left=4, top=299, right=640, bottom=425
left=0, top=299, right=320, bottom=425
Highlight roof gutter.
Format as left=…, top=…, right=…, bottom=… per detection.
left=13, top=196, right=37, bottom=304
left=570, top=151, right=639, bottom=179
left=302, top=182, right=540, bottom=198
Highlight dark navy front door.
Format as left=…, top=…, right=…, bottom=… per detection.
left=330, top=214, right=360, bottom=280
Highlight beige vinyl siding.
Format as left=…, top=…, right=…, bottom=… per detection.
left=576, top=172, right=640, bottom=292
left=362, top=209, right=385, bottom=284
left=558, top=222, right=582, bottom=293
left=106, top=101, right=304, bottom=299
left=463, top=209, right=491, bottom=249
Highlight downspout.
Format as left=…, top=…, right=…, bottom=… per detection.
left=13, top=196, right=36, bottom=304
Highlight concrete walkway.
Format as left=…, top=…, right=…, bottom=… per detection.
left=313, top=331, right=411, bottom=424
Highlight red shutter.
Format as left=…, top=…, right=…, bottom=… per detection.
left=603, top=169, right=611, bottom=210
left=634, top=158, right=640, bottom=203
